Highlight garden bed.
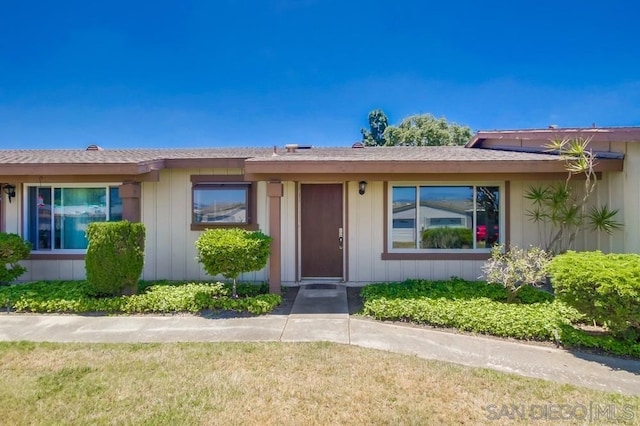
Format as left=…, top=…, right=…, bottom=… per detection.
left=357, top=278, right=640, bottom=359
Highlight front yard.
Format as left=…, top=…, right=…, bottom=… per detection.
left=0, top=341, right=637, bottom=425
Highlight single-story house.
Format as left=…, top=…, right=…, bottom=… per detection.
left=0, top=126, right=638, bottom=293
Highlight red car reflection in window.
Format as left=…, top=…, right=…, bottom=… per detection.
left=476, top=225, right=499, bottom=242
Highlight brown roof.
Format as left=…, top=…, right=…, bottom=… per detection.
left=0, top=142, right=625, bottom=181
left=466, top=126, right=640, bottom=148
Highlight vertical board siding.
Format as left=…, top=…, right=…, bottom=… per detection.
left=8, top=151, right=636, bottom=284
left=348, top=181, right=487, bottom=283
left=142, top=168, right=268, bottom=283
left=280, top=181, right=297, bottom=284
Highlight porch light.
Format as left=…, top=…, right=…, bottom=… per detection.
left=2, top=184, right=15, bottom=203
left=358, top=181, right=367, bottom=195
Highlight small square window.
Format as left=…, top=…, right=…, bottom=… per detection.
left=192, top=183, right=251, bottom=225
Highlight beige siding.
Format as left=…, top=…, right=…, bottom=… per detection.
left=6, top=142, right=638, bottom=285
left=142, top=168, right=269, bottom=282
left=510, top=176, right=619, bottom=253
left=617, top=142, right=640, bottom=253
left=346, top=181, right=486, bottom=283
left=280, top=181, right=297, bottom=284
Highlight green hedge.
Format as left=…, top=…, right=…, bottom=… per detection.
left=548, top=251, right=640, bottom=341
left=85, top=221, right=146, bottom=296
left=0, top=281, right=280, bottom=315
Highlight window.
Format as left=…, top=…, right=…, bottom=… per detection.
left=190, top=176, right=257, bottom=231
left=390, top=184, right=501, bottom=251
left=26, top=185, right=122, bottom=251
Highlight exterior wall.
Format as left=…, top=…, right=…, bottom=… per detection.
left=5, top=142, right=636, bottom=285
left=141, top=168, right=269, bottom=282
left=347, top=181, right=485, bottom=283
left=280, top=181, right=297, bottom=285
left=509, top=176, right=617, bottom=253
left=610, top=142, right=640, bottom=254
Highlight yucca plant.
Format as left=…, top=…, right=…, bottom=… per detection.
left=524, top=137, right=622, bottom=254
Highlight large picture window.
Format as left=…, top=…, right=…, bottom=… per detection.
left=26, top=185, right=122, bottom=251
left=390, top=184, right=501, bottom=251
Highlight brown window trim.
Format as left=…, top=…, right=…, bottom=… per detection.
left=190, top=175, right=257, bottom=231
left=190, top=223, right=259, bottom=231
left=381, top=181, right=509, bottom=261
left=29, top=253, right=86, bottom=260
left=381, top=252, right=491, bottom=261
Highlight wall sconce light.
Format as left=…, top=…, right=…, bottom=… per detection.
left=358, top=181, right=367, bottom=195
left=3, top=184, right=16, bottom=203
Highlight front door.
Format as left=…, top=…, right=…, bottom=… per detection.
left=300, top=183, right=343, bottom=279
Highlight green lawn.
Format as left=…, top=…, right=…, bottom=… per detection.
left=0, top=341, right=637, bottom=425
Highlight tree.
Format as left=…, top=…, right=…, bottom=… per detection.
left=525, top=137, right=622, bottom=254
left=195, top=228, right=272, bottom=298
left=384, top=113, right=472, bottom=146
left=361, top=109, right=389, bottom=146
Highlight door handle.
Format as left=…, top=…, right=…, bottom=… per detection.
left=338, top=227, right=343, bottom=250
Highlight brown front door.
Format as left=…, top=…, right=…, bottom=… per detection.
left=300, top=183, right=343, bottom=279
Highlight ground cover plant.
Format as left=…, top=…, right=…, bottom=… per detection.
left=0, top=341, right=637, bottom=425
left=0, top=280, right=280, bottom=315
left=360, top=278, right=640, bottom=358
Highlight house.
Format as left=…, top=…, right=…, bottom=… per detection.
left=0, top=126, right=638, bottom=293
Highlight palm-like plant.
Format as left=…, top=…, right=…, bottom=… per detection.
left=524, top=137, right=622, bottom=254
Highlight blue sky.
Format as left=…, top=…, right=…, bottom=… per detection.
left=1, top=0, right=639, bottom=149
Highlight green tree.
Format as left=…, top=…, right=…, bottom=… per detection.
left=195, top=228, right=272, bottom=298
left=384, top=113, right=472, bottom=146
left=361, top=109, right=389, bottom=146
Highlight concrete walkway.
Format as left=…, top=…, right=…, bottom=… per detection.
left=0, top=284, right=639, bottom=396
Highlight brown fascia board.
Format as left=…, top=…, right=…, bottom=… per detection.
left=467, top=127, right=640, bottom=148
left=164, top=158, right=246, bottom=169
left=0, top=159, right=165, bottom=177
left=243, top=158, right=622, bottom=175
left=0, top=171, right=161, bottom=183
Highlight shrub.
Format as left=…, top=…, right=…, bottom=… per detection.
left=85, top=221, right=145, bottom=296
left=481, top=244, right=552, bottom=302
left=0, top=233, right=31, bottom=283
left=195, top=228, right=271, bottom=297
left=548, top=251, right=640, bottom=341
left=422, top=227, right=473, bottom=249
left=360, top=279, right=581, bottom=341
left=1, top=280, right=282, bottom=315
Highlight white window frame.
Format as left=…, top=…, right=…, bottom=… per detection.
left=387, top=181, right=505, bottom=254
left=23, top=183, right=122, bottom=254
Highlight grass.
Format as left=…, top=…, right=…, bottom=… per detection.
left=0, top=341, right=637, bottom=425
